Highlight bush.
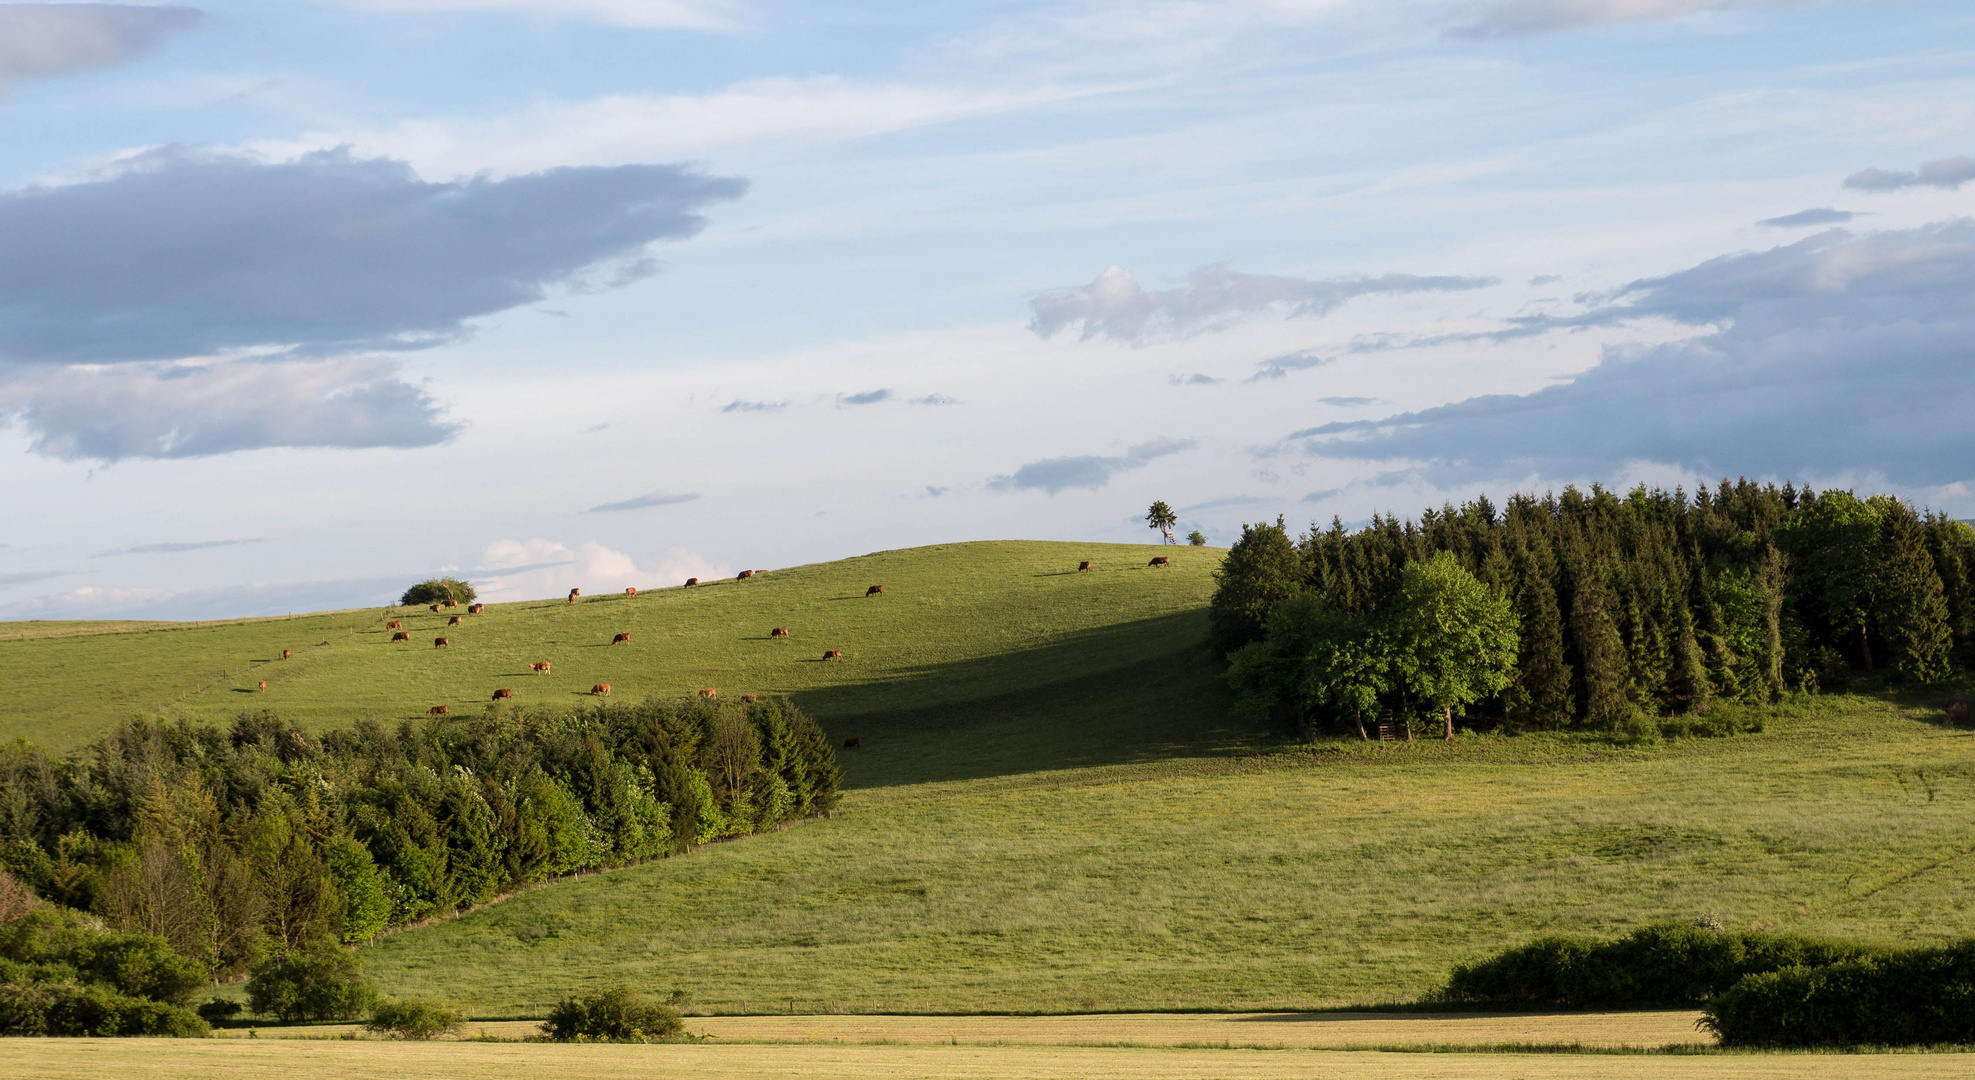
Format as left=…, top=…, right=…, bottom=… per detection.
left=399, top=578, right=477, bottom=606
left=0, top=981, right=208, bottom=1037
left=196, top=997, right=243, bottom=1024
left=1701, top=942, right=1975, bottom=1047
left=1441, top=923, right=1868, bottom=1008
left=247, top=947, right=377, bottom=1022
left=539, top=986, right=683, bottom=1042
left=367, top=997, right=465, bottom=1040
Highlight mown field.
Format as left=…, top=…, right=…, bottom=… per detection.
left=348, top=693, right=1975, bottom=1016
left=0, top=540, right=1219, bottom=755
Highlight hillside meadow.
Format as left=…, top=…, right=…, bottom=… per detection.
left=0, top=540, right=1217, bottom=754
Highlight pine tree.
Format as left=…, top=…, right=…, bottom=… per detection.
left=1504, top=534, right=1573, bottom=727
left=1567, top=537, right=1630, bottom=727
left=1875, top=501, right=1953, bottom=684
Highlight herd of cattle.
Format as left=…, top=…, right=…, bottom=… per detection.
left=254, top=554, right=1176, bottom=734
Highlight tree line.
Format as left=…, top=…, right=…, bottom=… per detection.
left=0, top=697, right=840, bottom=984
left=1213, top=480, right=1975, bottom=737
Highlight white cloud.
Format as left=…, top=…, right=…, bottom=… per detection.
left=1029, top=264, right=1494, bottom=346
left=331, top=0, right=747, bottom=30
left=0, top=4, right=201, bottom=87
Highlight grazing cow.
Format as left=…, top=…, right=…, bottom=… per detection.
left=392, top=631, right=411, bottom=642
left=429, top=705, right=450, bottom=716
left=823, top=649, right=843, bottom=661
left=281, top=649, right=291, bottom=659
left=698, top=688, right=717, bottom=699
left=434, top=636, right=450, bottom=648
left=468, top=603, right=484, bottom=614
left=1148, top=556, right=1171, bottom=567
left=530, top=661, right=552, bottom=675
left=591, top=683, right=611, bottom=696
left=737, top=569, right=754, bottom=580
left=568, top=588, right=581, bottom=602
left=770, top=626, right=790, bottom=638
left=866, top=585, right=884, bottom=596
left=447, top=615, right=461, bottom=626
left=740, top=694, right=757, bottom=703
left=611, top=632, right=630, bottom=645
left=430, top=604, right=443, bottom=614
left=685, top=577, right=698, bottom=587
left=625, top=587, right=638, bottom=596
left=1078, top=560, right=1092, bottom=572
left=386, top=619, right=403, bottom=630
left=843, top=737, right=861, bottom=749
left=443, top=599, right=458, bottom=609
left=492, top=688, right=514, bottom=701
left=257, top=680, right=267, bottom=692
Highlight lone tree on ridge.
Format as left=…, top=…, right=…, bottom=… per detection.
left=1146, top=501, right=1178, bottom=545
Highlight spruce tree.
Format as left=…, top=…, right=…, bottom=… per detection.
left=1504, top=534, right=1573, bottom=727
left=1875, top=501, right=1953, bottom=684
left=1567, top=538, right=1630, bottom=727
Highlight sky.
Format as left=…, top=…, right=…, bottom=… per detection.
left=3, top=0, right=1974, bottom=619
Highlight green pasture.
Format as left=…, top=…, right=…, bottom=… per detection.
left=358, top=694, right=1975, bottom=1016
left=0, top=540, right=1217, bottom=755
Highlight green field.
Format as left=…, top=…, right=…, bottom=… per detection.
left=0, top=540, right=1220, bottom=756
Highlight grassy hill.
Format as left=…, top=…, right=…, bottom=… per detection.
left=0, top=540, right=1223, bottom=759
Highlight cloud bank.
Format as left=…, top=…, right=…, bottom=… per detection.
left=1029, top=264, right=1493, bottom=345
left=0, top=4, right=201, bottom=87
left=587, top=489, right=700, bottom=512
left=1450, top=0, right=1806, bottom=38
left=333, top=0, right=746, bottom=30
left=991, top=436, right=1196, bottom=494
left=1845, top=157, right=1975, bottom=192
left=1292, top=220, right=1975, bottom=486
left=1757, top=207, right=1855, bottom=228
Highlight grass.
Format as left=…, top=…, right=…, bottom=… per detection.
left=0, top=540, right=1218, bottom=755
left=354, top=694, right=1975, bottom=1016
left=8, top=1038, right=1972, bottom=1079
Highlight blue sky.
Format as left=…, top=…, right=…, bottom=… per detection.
left=4, top=0, right=1975, bottom=618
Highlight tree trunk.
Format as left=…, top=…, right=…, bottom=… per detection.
left=1859, top=622, right=1874, bottom=671
left=1443, top=704, right=1454, bottom=741
left=1354, top=707, right=1368, bottom=741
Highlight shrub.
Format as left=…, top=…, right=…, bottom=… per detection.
left=399, top=578, right=477, bottom=606
left=539, top=986, right=683, bottom=1042
left=367, top=997, right=465, bottom=1040
left=196, top=997, right=243, bottom=1024
left=0, top=981, right=208, bottom=1037
left=1187, top=530, right=1208, bottom=546
left=247, top=946, right=377, bottom=1022
left=1441, top=923, right=1868, bottom=1008
left=1702, top=943, right=1975, bottom=1047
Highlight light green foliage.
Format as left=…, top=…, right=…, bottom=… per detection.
left=400, top=578, right=478, bottom=607
left=326, top=839, right=389, bottom=944
left=247, top=946, right=376, bottom=1022
left=366, top=996, right=465, bottom=1039
left=1382, top=553, right=1520, bottom=739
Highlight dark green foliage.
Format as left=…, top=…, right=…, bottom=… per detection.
left=1442, top=923, right=1868, bottom=1008
left=0, top=697, right=839, bottom=978
left=1187, top=530, right=1207, bottom=546
left=1701, top=942, right=1975, bottom=1047
left=0, top=906, right=210, bottom=1037
left=366, top=997, right=465, bottom=1039
left=539, top=985, right=685, bottom=1041
left=1241, top=481, right=1975, bottom=731
left=1208, top=517, right=1305, bottom=659
left=247, top=946, right=377, bottom=1022
left=399, top=578, right=478, bottom=606
left=0, top=980, right=209, bottom=1036
left=196, top=997, right=242, bottom=1024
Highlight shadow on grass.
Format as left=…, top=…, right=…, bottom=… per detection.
left=789, top=609, right=1273, bottom=790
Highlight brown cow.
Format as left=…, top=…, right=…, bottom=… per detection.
left=568, top=588, right=581, bottom=602
left=823, top=649, right=843, bottom=661
left=281, top=649, right=291, bottom=659
left=430, top=604, right=443, bottom=613
left=257, top=680, right=267, bottom=692
left=591, top=683, right=611, bottom=696
left=530, top=661, right=552, bottom=675
left=770, top=626, right=790, bottom=638
left=434, top=636, right=450, bottom=648
left=842, top=737, right=861, bottom=749
left=685, top=577, right=698, bottom=587
left=1148, top=556, right=1171, bottom=567
left=866, top=584, right=884, bottom=596
left=611, top=632, right=630, bottom=645
left=740, top=694, right=758, bottom=703
left=492, top=688, right=514, bottom=701
left=737, top=569, right=754, bottom=580
left=1078, top=560, right=1092, bottom=572
left=386, top=619, right=403, bottom=630
left=698, top=688, right=717, bottom=699
left=392, top=631, right=411, bottom=642
left=468, top=603, right=484, bottom=614
left=429, top=705, right=450, bottom=715
left=625, top=587, right=638, bottom=596
left=443, top=599, right=458, bottom=609
left=448, top=615, right=462, bottom=626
